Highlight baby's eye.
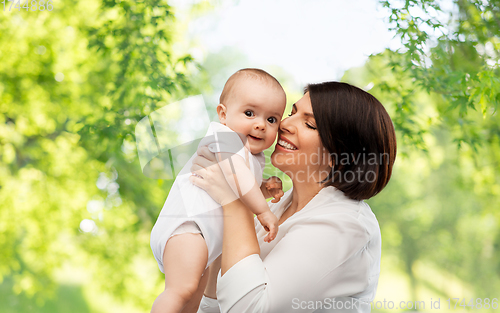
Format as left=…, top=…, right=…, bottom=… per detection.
left=244, top=110, right=254, bottom=117
left=267, top=117, right=277, bottom=124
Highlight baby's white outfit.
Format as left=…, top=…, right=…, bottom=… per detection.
left=150, top=122, right=265, bottom=273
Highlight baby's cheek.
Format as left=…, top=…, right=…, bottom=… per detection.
left=271, top=130, right=279, bottom=141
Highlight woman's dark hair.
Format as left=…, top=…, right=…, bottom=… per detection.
left=306, top=81, right=397, bottom=201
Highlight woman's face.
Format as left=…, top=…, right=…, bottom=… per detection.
left=271, top=92, right=331, bottom=183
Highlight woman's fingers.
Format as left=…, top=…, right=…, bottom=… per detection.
left=190, top=164, right=207, bottom=180
left=189, top=174, right=205, bottom=188
left=191, top=145, right=219, bottom=175
left=193, top=154, right=216, bottom=167
left=197, top=145, right=217, bottom=162
left=190, top=155, right=216, bottom=175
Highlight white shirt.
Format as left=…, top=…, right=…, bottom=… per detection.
left=198, top=186, right=381, bottom=313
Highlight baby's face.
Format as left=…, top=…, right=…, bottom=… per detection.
left=220, top=79, right=286, bottom=154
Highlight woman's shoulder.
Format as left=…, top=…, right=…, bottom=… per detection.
left=316, top=186, right=381, bottom=238
left=276, top=186, right=380, bottom=240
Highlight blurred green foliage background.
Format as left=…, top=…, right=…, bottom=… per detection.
left=0, top=0, right=499, bottom=312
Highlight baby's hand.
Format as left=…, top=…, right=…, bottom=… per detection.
left=264, top=176, right=284, bottom=203
left=257, top=211, right=279, bottom=243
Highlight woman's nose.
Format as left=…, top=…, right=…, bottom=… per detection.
left=279, top=116, right=294, bottom=134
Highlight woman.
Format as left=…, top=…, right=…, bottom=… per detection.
left=190, top=81, right=396, bottom=313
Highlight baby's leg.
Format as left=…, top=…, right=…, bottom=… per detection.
left=151, top=233, right=208, bottom=313
left=180, top=268, right=209, bottom=313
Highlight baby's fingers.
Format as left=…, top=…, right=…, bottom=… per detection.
left=263, top=233, right=271, bottom=243
left=267, top=225, right=278, bottom=242
left=267, top=183, right=280, bottom=189
left=270, top=190, right=284, bottom=203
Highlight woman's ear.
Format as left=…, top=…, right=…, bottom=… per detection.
left=327, top=151, right=334, bottom=168
left=217, top=104, right=227, bottom=125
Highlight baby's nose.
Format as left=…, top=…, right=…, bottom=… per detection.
left=254, top=120, right=266, bottom=130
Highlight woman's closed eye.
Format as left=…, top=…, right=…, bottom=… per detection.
left=287, top=111, right=316, bottom=130
left=244, top=110, right=254, bottom=117
left=306, top=123, right=317, bottom=130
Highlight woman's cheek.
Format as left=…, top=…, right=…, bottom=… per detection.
left=270, top=152, right=285, bottom=170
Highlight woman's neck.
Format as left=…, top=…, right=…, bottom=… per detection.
left=287, top=178, right=324, bottom=215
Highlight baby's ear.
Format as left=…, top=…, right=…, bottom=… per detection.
left=217, top=104, right=227, bottom=125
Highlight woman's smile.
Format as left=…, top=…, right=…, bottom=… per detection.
left=271, top=92, right=329, bottom=175
left=276, top=136, right=298, bottom=151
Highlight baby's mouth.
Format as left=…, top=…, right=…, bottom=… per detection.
left=248, top=135, right=262, bottom=141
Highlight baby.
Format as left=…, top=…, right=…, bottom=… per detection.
left=150, top=68, right=287, bottom=313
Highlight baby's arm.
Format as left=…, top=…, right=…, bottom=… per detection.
left=216, top=152, right=278, bottom=242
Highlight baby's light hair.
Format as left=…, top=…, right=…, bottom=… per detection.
left=219, top=68, right=284, bottom=105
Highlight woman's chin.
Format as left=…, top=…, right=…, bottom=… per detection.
left=271, top=150, right=293, bottom=171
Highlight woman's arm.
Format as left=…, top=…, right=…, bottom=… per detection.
left=204, top=254, right=221, bottom=299
left=196, top=255, right=222, bottom=313
left=190, top=146, right=260, bottom=274
left=215, top=152, right=269, bottom=215
left=219, top=199, right=260, bottom=275
left=215, top=153, right=278, bottom=242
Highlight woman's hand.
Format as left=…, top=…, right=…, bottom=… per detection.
left=190, top=145, right=238, bottom=207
